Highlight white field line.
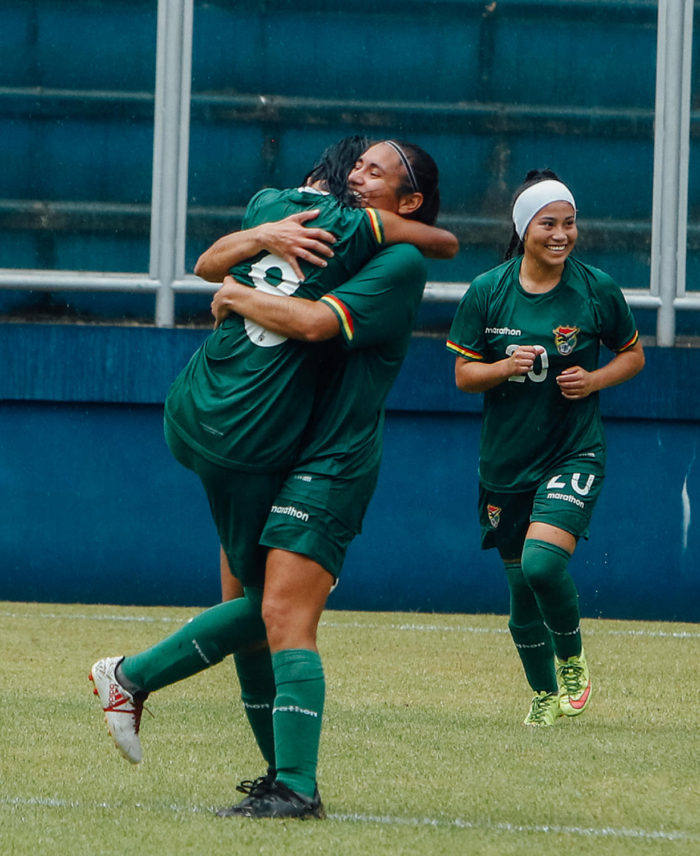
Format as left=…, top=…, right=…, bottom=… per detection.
left=1, top=796, right=698, bottom=843
left=0, top=609, right=698, bottom=639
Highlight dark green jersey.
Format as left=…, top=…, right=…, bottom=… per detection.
left=165, top=187, right=385, bottom=471
left=295, top=244, right=428, bottom=478
left=447, top=256, right=639, bottom=491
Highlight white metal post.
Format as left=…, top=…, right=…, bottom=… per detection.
left=151, top=0, right=193, bottom=327
left=650, top=0, right=693, bottom=346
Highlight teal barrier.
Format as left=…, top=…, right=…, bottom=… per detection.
left=0, top=324, right=697, bottom=620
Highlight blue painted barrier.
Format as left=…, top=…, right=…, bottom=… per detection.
left=0, top=323, right=697, bottom=620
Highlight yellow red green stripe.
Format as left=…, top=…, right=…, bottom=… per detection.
left=446, top=340, right=483, bottom=360
left=365, top=207, right=383, bottom=244
left=321, top=294, right=354, bottom=340
left=617, top=331, right=639, bottom=352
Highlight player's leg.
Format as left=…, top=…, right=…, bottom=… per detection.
left=217, top=550, right=331, bottom=819
left=220, top=545, right=277, bottom=772
left=90, top=589, right=266, bottom=763
left=264, top=547, right=332, bottom=795
left=90, top=432, right=281, bottom=763
left=523, top=468, right=603, bottom=715
left=217, top=470, right=366, bottom=818
left=220, top=545, right=244, bottom=602
left=503, top=555, right=562, bottom=726
left=481, top=487, right=560, bottom=725
left=504, top=560, right=558, bottom=692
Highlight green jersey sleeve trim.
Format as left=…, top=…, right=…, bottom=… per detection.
left=364, top=207, right=384, bottom=244
left=446, top=340, right=484, bottom=360
left=320, top=294, right=354, bottom=341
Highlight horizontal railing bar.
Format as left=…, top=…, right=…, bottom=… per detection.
left=1, top=272, right=687, bottom=312
left=0, top=271, right=160, bottom=293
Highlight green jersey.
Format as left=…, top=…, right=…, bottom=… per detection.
left=165, top=187, right=385, bottom=471
left=295, top=244, right=428, bottom=478
left=447, top=256, right=639, bottom=491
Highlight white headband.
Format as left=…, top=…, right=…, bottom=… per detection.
left=512, top=180, right=576, bottom=240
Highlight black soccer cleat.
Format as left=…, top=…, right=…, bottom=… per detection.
left=218, top=769, right=276, bottom=815
left=216, top=779, right=325, bottom=820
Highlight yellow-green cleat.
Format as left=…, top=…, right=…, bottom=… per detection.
left=523, top=690, right=563, bottom=726
left=556, top=648, right=592, bottom=716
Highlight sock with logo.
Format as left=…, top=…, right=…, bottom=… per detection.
left=118, top=588, right=266, bottom=693
left=271, top=648, right=325, bottom=799
left=234, top=645, right=277, bottom=770
left=505, top=560, right=558, bottom=693
left=521, top=538, right=582, bottom=660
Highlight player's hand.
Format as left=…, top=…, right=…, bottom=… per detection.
left=557, top=366, right=595, bottom=399
left=506, top=345, right=545, bottom=377
left=257, top=211, right=336, bottom=281
left=211, top=276, right=245, bottom=328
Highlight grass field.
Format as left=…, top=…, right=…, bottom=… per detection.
left=1, top=602, right=698, bottom=855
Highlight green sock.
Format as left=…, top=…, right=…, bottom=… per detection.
left=521, top=539, right=582, bottom=661
left=271, top=649, right=325, bottom=799
left=234, top=646, right=276, bottom=770
left=120, top=590, right=265, bottom=693
left=504, top=560, right=557, bottom=693
left=508, top=619, right=558, bottom=693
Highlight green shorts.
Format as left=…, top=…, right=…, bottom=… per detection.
left=479, top=465, right=605, bottom=560
left=165, top=419, right=284, bottom=587
left=260, top=465, right=381, bottom=580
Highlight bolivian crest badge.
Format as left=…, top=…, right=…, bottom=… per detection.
left=553, top=325, right=580, bottom=356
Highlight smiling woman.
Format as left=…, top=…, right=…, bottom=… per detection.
left=446, top=167, right=645, bottom=728
left=348, top=140, right=441, bottom=225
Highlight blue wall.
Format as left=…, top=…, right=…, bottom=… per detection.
left=0, top=324, right=697, bottom=621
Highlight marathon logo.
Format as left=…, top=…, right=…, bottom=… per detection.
left=485, top=326, right=521, bottom=336
left=273, top=705, right=319, bottom=718
left=270, top=504, right=310, bottom=522
left=547, top=492, right=585, bottom=509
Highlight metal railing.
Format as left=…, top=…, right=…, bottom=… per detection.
left=0, top=0, right=696, bottom=343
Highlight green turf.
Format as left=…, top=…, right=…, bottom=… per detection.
left=1, top=602, right=698, bottom=855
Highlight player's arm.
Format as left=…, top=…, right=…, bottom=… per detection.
left=212, top=275, right=339, bottom=342
left=194, top=211, right=337, bottom=283
left=454, top=346, right=545, bottom=393
left=379, top=210, right=458, bottom=259
left=556, top=339, right=645, bottom=400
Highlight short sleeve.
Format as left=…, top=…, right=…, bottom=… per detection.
left=319, top=245, right=427, bottom=349
left=594, top=271, right=639, bottom=353
left=446, top=276, right=489, bottom=361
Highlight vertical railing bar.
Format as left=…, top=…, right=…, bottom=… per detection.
left=650, top=0, right=693, bottom=347
left=151, top=0, right=194, bottom=328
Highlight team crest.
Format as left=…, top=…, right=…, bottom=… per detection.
left=487, top=504, right=501, bottom=529
left=553, top=325, right=580, bottom=356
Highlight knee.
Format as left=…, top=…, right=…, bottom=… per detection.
left=261, top=593, right=287, bottom=647
left=520, top=539, right=570, bottom=593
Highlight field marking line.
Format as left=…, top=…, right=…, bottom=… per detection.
left=1, top=796, right=698, bottom=842
left=0, top=609, right=698, bottom=639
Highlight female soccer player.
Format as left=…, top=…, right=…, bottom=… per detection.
left=447, top=169, right=644, bottom=726
left=90, top=138, right=455, bottom=817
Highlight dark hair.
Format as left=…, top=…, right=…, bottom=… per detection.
left=504, top=168, right=562, bottom=260
left=389, top=140, right=441, bottom=225
left=303, top=135, right=370, bottom=208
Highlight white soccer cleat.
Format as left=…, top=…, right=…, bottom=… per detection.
left=89, top=656, right=145, bottom=763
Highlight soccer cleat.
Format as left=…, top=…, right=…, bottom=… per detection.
left=217, top=769, right=277, bottom=815
left=556, top=648, right=592, bottom=716
left=89, top=656, right=147, bottom=763
left=216, top=780, right=325, bottom=820
left=523, top=690, right=563, bottom=726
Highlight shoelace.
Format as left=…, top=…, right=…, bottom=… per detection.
left=236, top=775, right=272, bottom=797
left=529, top=693, right=556, bottom=723
left=558, top=662, right=585, bottom=695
